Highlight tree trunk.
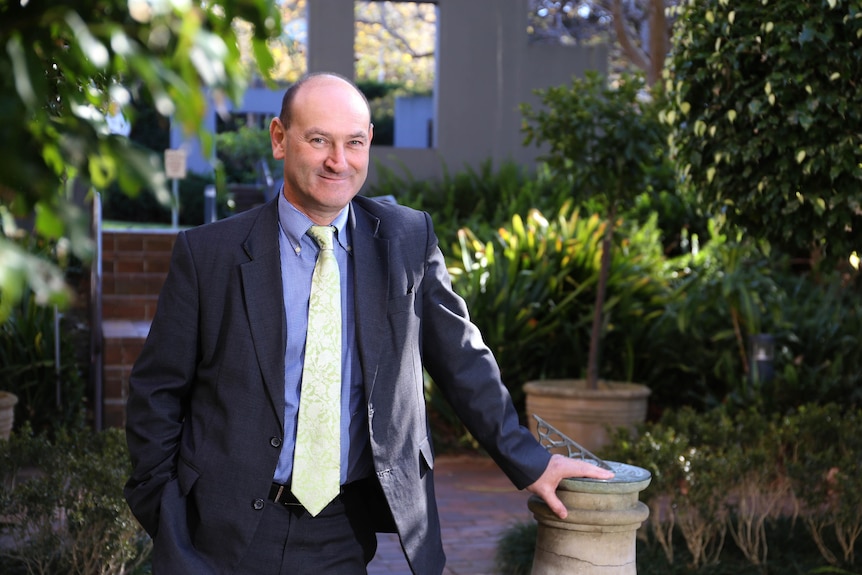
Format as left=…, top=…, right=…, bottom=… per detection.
left=610, top=0, right=670, bottom=87
left=587, top=204, right=617, bottom=390
left=647, top=0, right=668, bottom=86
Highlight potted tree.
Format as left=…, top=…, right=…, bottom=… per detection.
left=519, top=71, right=667, bottom=452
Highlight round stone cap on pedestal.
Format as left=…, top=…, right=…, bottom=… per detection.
left=560, top=461, right=651, bottom=494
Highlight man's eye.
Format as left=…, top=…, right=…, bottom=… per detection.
left=310, top=137, right=326, bottom=145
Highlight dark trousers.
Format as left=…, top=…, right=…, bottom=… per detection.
left=235, top=487, right=378, bottom=574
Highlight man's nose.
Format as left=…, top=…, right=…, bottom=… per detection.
left=324, top=144, right=347, bottom=171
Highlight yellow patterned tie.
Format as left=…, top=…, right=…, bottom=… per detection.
left=292, top=225, right=341, bottom=516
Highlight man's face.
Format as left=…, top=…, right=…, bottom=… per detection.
left=270, top=76, right=373, bottom=224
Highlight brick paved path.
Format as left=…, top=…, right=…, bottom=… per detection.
left=367, top=455, right=534, bottom=575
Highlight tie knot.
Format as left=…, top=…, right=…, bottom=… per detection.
left=308, top=225, right=334, bottom=251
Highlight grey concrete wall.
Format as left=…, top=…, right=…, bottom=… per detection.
left=307, top=0, right=355, bottom=79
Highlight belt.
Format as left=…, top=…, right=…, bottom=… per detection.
left=268, top=483, right=303, bottom=507
left=268, top=478, right=372, bottom=509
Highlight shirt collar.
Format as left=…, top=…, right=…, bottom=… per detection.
left=277, top=192, right=351, bottom=255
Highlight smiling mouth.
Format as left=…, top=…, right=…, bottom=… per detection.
left=319, top=174, right=351, bottom=183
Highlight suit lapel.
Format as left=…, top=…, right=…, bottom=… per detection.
left=239, top=200, right=286, bottom=426
left=350, top=201, right=389, bottom=398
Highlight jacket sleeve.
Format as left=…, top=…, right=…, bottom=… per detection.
left=417, top=212, right=551, bottom=489
left=123, top=231, right=201, bottom=537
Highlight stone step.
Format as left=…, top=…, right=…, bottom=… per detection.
left=102, top=272, right=168, bottom=297
left=102, top=294, right=161, bottom=322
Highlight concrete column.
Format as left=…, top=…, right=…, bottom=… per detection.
left=307, top=0, right=355, bottom=78
left=529, top=462, right=651, bottom=574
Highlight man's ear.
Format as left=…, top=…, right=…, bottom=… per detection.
left=270, top=117, right=286, bottom=160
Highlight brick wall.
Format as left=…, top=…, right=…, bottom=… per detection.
left=101, top=230, right=177, bottom=428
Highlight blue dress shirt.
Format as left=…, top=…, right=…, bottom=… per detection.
left=274, top=193, right=372, bottom=485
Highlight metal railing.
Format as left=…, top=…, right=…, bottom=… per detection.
left=90, top=192, right=103, bottom=430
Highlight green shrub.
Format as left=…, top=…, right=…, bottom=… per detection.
left=0, top=289, right=86, bottom=436
left=0, top=426, right=151, bottom=575
left=665, top=0, right=862, bottom=268
left=629, top=187, right=712, bottom=259
left=654, top=231, right=862, bottom=414
left=781, top=404, right=862, bottom=567
left=653, top=232, right=783, bottom=412
left=370, top=160, right=573, bottom=248
left=768, top=275, right=862, bottom=411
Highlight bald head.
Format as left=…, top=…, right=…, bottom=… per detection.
left=279, top=72, right=371, bottom=129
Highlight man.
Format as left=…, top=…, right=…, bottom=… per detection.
left=124, top=72, right=612, bottom=575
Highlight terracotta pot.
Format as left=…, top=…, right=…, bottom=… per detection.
left=0, top=391, right=19, bottom=440
left=524, top=379, right=650, bottom=455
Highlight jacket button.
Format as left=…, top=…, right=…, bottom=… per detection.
left=252, top=499, right=265, bottom=510
left=270, top=436, right=282, bottom=448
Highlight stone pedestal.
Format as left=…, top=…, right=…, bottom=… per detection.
left=0, top=391, right=18, bottom=440
left=529, top=462, right=651, bottom=574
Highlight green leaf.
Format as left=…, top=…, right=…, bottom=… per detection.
left=34, top=203, right=64, bottom=239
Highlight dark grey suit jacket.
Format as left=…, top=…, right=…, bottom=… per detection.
left=124, top=195, right=551, bottom=574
